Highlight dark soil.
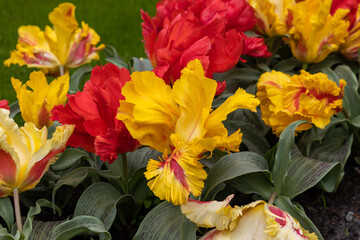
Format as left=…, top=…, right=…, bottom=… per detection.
left=295, top=159, right=360, bottom=240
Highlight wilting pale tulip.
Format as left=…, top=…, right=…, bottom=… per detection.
left=12, top=71, right=69, bottom=129
left=181, top=195, right=319, bottom=239
left=4, top=3, right=104, bottom=73
left=0, top=109, right=74, bottom=197
left=257, top=70, right=346, bottom=135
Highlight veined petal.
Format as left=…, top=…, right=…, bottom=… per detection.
left=66, top=22, right=105, bottom=68
left=265, top=204, right=319, bottom=239
left=4, top=26, right=60, bottom=68
left=117, top=71, right=180, bottom=152
left=205, top=88, right=259, bottom=138
left=19, top=124, right=74, bottom=191
left=230, top=202, right=268, bottom=239
left=48, top=2, right=78, bottom=65
left=181, top=194, right=236, bottom=230
left=144, top=134, right=207, bottom=205
left=173, top=59, right=217, bottom=142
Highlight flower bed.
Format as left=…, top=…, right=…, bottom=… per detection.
left=0, top=0, right=359, bottom=239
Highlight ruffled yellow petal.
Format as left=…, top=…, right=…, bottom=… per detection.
left=287, top=0, right=349, bottom=63
left=48, top=2, right=78, bottom=64
left=205, top=88, right=259, bottom=139
left=173, top=59, right=217, bottom=142
left=12, top=71, right=69, bottom=128
left=257, top=70, right=344, bottom=135
left=117, top=71, right=179, bottom=152
left=248, top=0, right=295, bottom=36
left=145, top=134, right=207, bottom=205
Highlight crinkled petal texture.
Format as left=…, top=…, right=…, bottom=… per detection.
left=117, top=59, right=259, bottom=205
left=181, top=196, right=318, bottom=240
left=141, top=0, right=266, bottom=92
left=12, top=71, right=69, bottom=129
left=248, top=0, right=296, bottom=36
left=4, top=3, right=104, bottom=70
left=257, top=70, right=345, bottom=136
left=286, top=0, right=349, bottom=63
left=0, top=109, right=73, bottom=197
left=51, top=63, right=139, bottom=163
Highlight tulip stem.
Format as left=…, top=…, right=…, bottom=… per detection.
left=13, top=188, right=23, bottom=232
left=122, top=153, right=128, bottom=184
left=268, top=192, right=277, bottom=205
left=59, top=66, right=64, bottom=76
left=302, top=63, right=308, bottom=71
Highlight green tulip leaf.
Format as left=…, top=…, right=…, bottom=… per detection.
left=51, top=148, right=91, bottom=171
left=273, top=120, right=309, bottom=193
left=133, top=201, right=196, bottom=240
left=51, top=216, right=111, bottom=240
left=69, top=65, right=93, bottom=94
left=0, top=197, right=14, bottom=231
left=203, top=152, right=270, bottom=200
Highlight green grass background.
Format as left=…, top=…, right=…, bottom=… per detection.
left=0, top=0, right=158, bottom=103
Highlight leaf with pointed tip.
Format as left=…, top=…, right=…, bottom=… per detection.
left=203, top=152, right=270, bottom=200
left=23, top=199, right=61, bottom=240
left=52, top=216, right=111, bottom=240
left=273, top=120, right=309, bottom=193
left=133, top=201, right=196, bottom=240
left=51, top=148, right=91, bottom=171
left=281, top=148, right=340, bottom=199
left=0, top=198, right=14, bottom=231
left=274, top=196, right=323, bottom=240
left=69, top=65, right=93, bottom=94
left=334, top=65, right=360, bottom=118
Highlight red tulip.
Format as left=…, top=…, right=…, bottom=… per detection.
left=52, top=63, right=139, bottom=163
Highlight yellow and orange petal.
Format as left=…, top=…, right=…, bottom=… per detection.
left=12, top=71, right=69, bottom=129
left=287, top=0, right=349, bottom=63
left=340, top=4, right=360, bottom=59
left=257, top=70, right=345, bottom=135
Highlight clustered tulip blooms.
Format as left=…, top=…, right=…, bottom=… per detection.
left=117, top=59, right=260, bottom=205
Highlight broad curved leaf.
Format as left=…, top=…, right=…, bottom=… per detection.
left=127, top=147, right=161, bottom=177
left=52, top=167, right=119, bottom=210
left=281, top=148, right=341, bottom=199
left=0, top=197, right=14, bottom=231
left=203, top=152, right=270, bottom=200
left=51, top=148, right=91, bottom=171
left=52, top=216, right=111, bottom=240
left=74, top=182, right=135, bottom=230
left=273, top=120, right=308, bottom=193
left=130, top=57, right=153, bottom=72
left=133, top=201, right=196, bottom=240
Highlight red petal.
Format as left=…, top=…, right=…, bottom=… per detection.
left=0, top=149, right=17, bottom=185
